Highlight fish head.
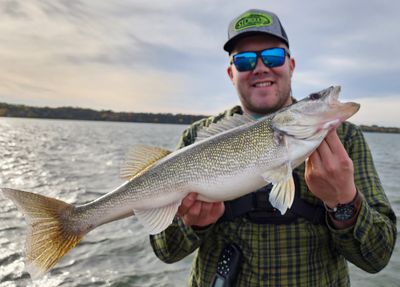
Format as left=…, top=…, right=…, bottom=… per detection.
left=271, top=86, right=360, bottom=140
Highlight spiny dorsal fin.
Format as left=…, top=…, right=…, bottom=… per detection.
left=195, top=113, right=256, bottom=142
left=120, top=145, right=171, bottom=181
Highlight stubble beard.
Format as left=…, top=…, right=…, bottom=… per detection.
left=242, top=81, right=292, bottom=115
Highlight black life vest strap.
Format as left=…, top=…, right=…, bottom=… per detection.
left=219, top=174, right=326, bottom=225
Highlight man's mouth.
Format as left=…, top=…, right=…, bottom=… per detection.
left=253, top=81, right=273, bottom=88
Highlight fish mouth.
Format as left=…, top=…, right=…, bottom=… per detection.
left=317, top=95, right=360, bottom=134
left=271, top=86, right=360, bottom=140
left=326, top=86, right=360, bottom=121
left=329, top=86, right=341, bottom=102
left=336, top=101, right=360, bottom=122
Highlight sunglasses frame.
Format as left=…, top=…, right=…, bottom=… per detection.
left=230, top=47, right=291, bottom=72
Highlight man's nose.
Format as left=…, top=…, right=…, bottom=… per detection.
left=253, top=57, right=270, bottom=74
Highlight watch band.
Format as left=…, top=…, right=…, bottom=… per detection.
left=324, top=190, right=361, bottom=222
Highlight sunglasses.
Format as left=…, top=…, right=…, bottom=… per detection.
left=231, top=47, right=290, bottom=72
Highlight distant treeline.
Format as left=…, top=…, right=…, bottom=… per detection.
left=0, top=102, right=207, bottom=125
left=0, top=102, right=399, bottom=133
left=359, top=125, right=400, bottom=134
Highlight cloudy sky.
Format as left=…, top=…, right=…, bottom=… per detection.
left=1, top=0, right=399, bottom=126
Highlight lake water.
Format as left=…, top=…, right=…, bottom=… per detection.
left=0, top=118, right=399, bottom=287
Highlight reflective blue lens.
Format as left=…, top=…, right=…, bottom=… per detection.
left=232, top=52, right=257, bottom=71
left=232, top=47, right=287, bottom=72
left=260, top=48, right=285, bottom=68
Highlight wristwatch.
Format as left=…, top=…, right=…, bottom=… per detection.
left=325, top=190, right=360, bottom=221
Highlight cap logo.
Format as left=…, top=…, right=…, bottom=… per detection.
left=234, top=12, right=273, bottom=32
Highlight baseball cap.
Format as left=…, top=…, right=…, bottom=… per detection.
left=223, top=9, right=289, bottom=53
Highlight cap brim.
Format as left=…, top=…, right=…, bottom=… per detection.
left=223, top=31, right=289, bottom=53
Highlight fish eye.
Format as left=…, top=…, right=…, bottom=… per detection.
left=309, top=93, right=321, bottom=100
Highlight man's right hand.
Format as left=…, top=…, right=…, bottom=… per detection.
left=177, top=193, right=225, bottom=227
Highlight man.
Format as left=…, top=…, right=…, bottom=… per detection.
left=150, top=9, right=396, bottom=286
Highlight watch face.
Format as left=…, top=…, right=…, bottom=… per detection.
left=334, top=204, right=355, bottom=221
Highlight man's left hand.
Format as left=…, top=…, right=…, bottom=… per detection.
left=177, top=193, right=225, bottom=227
left=305, top=128, right=357, bottom=208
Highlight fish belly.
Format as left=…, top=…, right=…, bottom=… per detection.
left=194, top=168, right=268, bottom=202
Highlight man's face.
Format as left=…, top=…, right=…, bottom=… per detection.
left=227, top=35, right=295, bottom=116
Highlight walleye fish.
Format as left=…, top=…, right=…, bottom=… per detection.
left=1, top=86, right=359, bottom=278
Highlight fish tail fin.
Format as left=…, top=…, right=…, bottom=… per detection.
left=1, top=188, right=84, bottom=279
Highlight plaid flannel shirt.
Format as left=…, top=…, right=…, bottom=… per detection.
left=150, top=106, right=397, bottom=287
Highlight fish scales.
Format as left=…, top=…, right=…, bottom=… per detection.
left=75, top=118, right=285, bottom=222
left=133, top=119, right=281, bottom=195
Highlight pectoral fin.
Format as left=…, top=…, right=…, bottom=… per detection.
left=261, top=162, right=291, bottom=184
left=269, top=177, right=295, bottom=215
left=261, top=163, right=295, bottom=215
left=134, top=200, right=181, bottom=235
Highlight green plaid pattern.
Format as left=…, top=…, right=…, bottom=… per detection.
left=150, top=106, right=397, bottom=287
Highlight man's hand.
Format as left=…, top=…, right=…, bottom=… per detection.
left=305, top=128, right=357, bottom=208
left=177, top=193, right=225, bottom=227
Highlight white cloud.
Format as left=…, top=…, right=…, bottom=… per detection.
left=292, top=71, right=332, bottom=90
left=1, top=0, right=399, bottom=127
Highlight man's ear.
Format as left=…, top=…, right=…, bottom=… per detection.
left=289, top=58, right=296, bottom=78
left=227, top=66, right=234, bottom=82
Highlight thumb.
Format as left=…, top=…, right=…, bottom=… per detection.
left=304, top=157, right=313, bottom=180
left=305, top=157, right=312, bottom=171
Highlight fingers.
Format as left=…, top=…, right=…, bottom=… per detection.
left=210, top=202, right=225, bottom=219
left=188, top=201, right=203, bottom=218
left=178, top=193, right=225, bottom=227
left=318, top=129, right=351, bottom=168
left=324, top=128, right=339, bottom=152
left=308, top=148, right=322, bottom=171
left=177, top=192, right=197, bottom=217
left=179, top=201, right=202, bottom=226
left=198, top=201, right=213, bottom=219
left=307, top=131, right=333, bottom=177
left=311, top=128, right=342, bottom=167
left=324, top=128, right=348, bottom=158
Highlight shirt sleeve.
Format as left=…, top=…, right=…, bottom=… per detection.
left=327, top=124, right=397, bottom=273
left=150, top=216, right=214, bottom=263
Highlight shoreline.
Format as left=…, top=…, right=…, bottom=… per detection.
left=1, top=102, right=399, bottom=134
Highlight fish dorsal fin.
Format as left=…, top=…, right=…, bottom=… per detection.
left=134, top=200, right=181, bottom=234
left=196, top=113, right=256, bottom=142
left=120, top=145, right=171, bottom=181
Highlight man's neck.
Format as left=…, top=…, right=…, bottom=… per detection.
left=248, top=113, right=266, bottom=120
left=242, top=97, right=297, bottom=119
